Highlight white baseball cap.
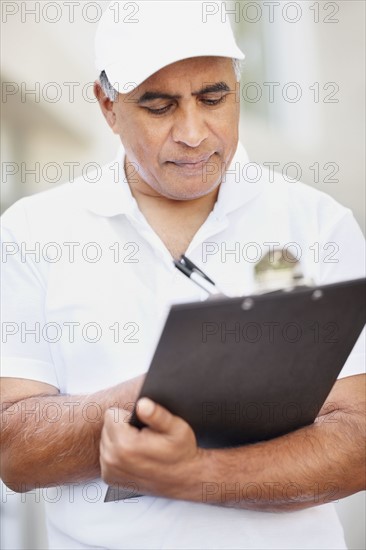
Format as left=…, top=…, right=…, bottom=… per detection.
left=95, top=1, right=245, bottom=91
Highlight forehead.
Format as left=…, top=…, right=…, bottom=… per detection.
left=136, top=56, right=235, bottom=92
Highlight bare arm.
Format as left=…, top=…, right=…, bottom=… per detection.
left=187, top=375, right=366, bottom=511
left=0, top=375, right=144, bottom=492
left=100, top=375, right=366, bottom=511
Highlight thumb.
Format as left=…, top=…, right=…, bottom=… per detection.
left=136, top=398, right=176, bottom=434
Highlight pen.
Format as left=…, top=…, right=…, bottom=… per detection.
left=174, top=256, right=222, bottom=296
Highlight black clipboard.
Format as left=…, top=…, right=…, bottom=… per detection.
left=104, top=277, right=365, bottom=502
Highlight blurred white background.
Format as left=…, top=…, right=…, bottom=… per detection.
left=1, top=1, right=365, bottom=548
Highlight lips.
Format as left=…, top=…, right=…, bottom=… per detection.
left=169, top=153, right=214, bottom=166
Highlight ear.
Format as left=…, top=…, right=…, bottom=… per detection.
left=93, top=81, right=118, bottom=133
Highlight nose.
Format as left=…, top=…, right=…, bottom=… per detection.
left=171, top=105, right=209, bottom=148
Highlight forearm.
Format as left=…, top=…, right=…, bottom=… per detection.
left=179, top=379, right=365, bottom=511
left=193, top=411, right=365, bottom=511
left=1, top=376, right=143, bottom=492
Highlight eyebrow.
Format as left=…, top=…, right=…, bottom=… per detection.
left=137, top=81, right=231, bottom=103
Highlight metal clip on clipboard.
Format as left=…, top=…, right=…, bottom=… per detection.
left=253, top=249, right=315, bottom=296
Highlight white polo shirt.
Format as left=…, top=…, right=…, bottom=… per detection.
left=1, top=143, right=365, bottom=549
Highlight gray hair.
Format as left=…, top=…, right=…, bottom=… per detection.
left=99, top=58, right=243, bottom=102
left=232, top=58, right=243, bottom=82
left=99, top=70, right=119, bottom=101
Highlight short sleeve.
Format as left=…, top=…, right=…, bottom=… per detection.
left=1, top=201, right=60, bottom=388
left=318, top=210, right=365, bottom=379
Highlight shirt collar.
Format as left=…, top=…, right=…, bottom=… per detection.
left=213, top=142, right=263, bottom=220
left=83, top=142, right=263, bottom=218
left=83, top=145, right=137, bottom=217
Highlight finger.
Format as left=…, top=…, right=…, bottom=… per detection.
left=101, top=408, right=140, bottom=462
left=103, top=407, right=135, bottom=439
left=136, top=398, right=179, bottom=435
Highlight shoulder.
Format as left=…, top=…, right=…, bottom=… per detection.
left=235, top=142, right=352, bottom=231
left=256, top=166, right=353, bottom=237
left=1, top=162, right=113, bottom=240
left=1, top=182, right=82, bottom=240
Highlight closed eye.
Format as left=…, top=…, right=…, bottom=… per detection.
left=144, top=94, right=230, bottom=116
left=145, top=104, right=173, bottom=115
left=200, top=95, right=227, bottom=106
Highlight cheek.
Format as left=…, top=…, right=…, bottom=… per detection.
left=141, top=139, right=179, bottom=180
left=122, top=115, right=168, bottom=158
left=132, top=131, right=164, bottom=166
left=212, top=119, right=239, bottom=154
left=211, top=103, right=239, bottom=141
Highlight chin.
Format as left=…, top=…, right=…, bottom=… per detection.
left=162, top=182, right=220, bottom=201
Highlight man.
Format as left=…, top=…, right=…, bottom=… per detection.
left=1, top=2, right=365, bottom=549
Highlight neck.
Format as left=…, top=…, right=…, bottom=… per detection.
left=123, top=157, right=220, bottom=259
left=124, top=157, right=220, bottom=220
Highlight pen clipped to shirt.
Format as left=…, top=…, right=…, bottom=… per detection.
left=174, top=255, right=224, bottom=296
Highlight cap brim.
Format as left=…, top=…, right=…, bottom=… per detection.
left=105, top=48, right=245, bottom=92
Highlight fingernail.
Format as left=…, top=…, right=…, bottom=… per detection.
left=138, top=398, right=155, bottom=417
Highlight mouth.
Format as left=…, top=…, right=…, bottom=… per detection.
left=168, top=153, right=214, bottom=169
